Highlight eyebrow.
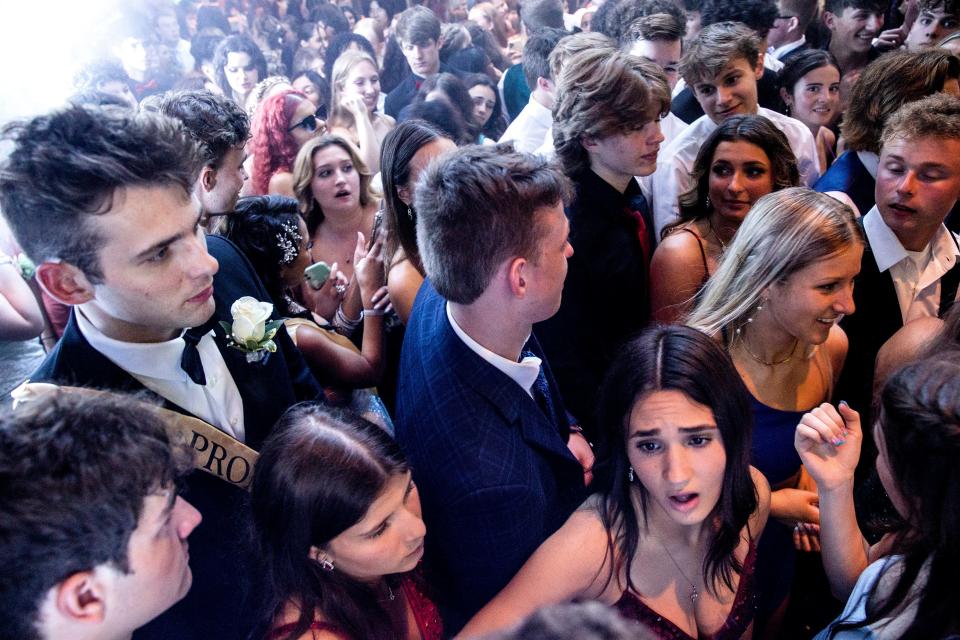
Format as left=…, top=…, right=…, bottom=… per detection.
left=156, top=488, right=177, bottom=525
left=884, top=155, right=950, bottom=169
left=133, top=212, right=203, bottom=262
left=631, top=425, right=718, bottom=438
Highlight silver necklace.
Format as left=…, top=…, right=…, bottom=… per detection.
left=656, top=537, right=700, bottom=603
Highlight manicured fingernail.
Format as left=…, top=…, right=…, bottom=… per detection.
left=839, top=400, right=849, bottom=408
left=832, top=438, right=845, bottom=446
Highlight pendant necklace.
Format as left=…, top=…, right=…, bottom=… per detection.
left=657, top=537, right=700, bottom=603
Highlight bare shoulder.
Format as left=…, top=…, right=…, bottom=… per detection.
left=268, top=171, right=296, bottom=198
left=823, top=323, right=849, bottom=381
left=655, top=225, right=704, bottom=259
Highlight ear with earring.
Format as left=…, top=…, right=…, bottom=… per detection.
left=313, top=549, right=335, bottom=571
left=627, top=467, right=634, bottom=482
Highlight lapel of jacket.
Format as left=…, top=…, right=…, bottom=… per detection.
left=38, top=311, right=201, bottom=419
left=854, top=222, right=903, bottom=337
left=433, top=303, right=580, bottom=469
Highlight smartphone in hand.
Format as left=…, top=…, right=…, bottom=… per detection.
left=304, top=261, right=332, bottom=289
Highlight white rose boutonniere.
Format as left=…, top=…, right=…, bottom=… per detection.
left=220, top=296, right=284, bottom=363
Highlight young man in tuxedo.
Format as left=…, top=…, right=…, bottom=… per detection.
left=839, top=93, right=960, bottom=429
left=0, top=391, right=201, bottom=640
left=394, top=145, right=591, bottom=634
left=143, top=89, right=249, bottom=228
left=0, top=104, right=320, bottom=639
left=535, top=49, right=668, bottom=436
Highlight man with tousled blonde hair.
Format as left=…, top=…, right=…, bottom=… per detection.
left=837, top=93, right=960, bottom=433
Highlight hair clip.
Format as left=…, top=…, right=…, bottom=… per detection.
left=277, top=219, right=302, bottom=266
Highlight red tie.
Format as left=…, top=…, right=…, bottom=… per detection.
left=625, top=193, right=653, bottom=265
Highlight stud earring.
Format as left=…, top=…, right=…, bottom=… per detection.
left=320, top=557, right=335, bottom=571
left=627, top=467, right=635, bottom=482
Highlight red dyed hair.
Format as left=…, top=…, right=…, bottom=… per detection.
left=250, top=90, right=309, bottom=195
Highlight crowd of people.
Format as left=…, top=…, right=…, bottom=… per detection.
left=2, top=0, right=960, bottom=638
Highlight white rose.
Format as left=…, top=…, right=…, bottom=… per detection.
left=230, top=297, right=274, bottom=343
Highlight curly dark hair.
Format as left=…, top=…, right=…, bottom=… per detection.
left=700, top=0, right=780, bottom=37
left=213, top=34, right=268, bottom=99
left=0, top=105, right=202, bottom=282
left=144, top=89, right=250, bottom=168
left=222, top=195, right=303, bottom=313
left=0, top=390, right=191, bottom=640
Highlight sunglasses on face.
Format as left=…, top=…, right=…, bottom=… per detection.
left=288, top=107, right=328, bottom=132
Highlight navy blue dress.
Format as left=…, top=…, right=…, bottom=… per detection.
left=750, top=394, right=806, bottom=620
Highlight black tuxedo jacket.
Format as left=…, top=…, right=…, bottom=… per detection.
left=836, top=224, right=960, bottom=430
left=31, top=235, right=320, bottom=640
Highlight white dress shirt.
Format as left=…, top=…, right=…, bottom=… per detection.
left=498, top=96, right=553, bottom=154
left=863, top=207, right=960, bottom=323
left=446, top=303, right=540, bottom=398
left=76, top=310, right=246, bottom=441
left=650, top=107, right=820, bottom=238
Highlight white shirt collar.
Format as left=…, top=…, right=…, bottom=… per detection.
left=446, top=302, right=541, bottom=396
left=863, top=206, right=960, bottom=272
left=771, top=36, right=806, bottom=60
left=857, top=151, right=880, bottom=179
left=526, top=95, right=553, bottom=124
left=75, top=309, right=198, bottom=383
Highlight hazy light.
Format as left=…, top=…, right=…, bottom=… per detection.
left=0, top=0, right=118, bottom=126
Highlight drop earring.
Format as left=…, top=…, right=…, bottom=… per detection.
left=628, top=467, right=635, bottom=482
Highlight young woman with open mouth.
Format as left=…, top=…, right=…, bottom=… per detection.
left=459, top=325, right=771, bottom=640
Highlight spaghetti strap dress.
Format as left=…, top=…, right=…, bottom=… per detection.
left=615, top=541, right=758, bottom=639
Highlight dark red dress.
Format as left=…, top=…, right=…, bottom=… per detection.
left=614, top=542, right=758, bottom=640
left=267, top=572, right=443, bottom=640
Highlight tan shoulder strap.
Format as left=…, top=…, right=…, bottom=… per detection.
left=12, top=382, right=258, bottom=490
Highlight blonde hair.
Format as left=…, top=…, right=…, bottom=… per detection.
left=686, top=188, right=863, bottom=338
left=329, top=50, right=380, bottom=132
left=292, top=134, right=378, bottom=234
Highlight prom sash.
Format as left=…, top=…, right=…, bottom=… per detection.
left=11, top=382, right=258, bottom=490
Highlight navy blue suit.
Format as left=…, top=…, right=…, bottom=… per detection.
left=814, top=150, right=875, bottom=216
left=394, top=282, right=586, bottom=634
left=32, top=235, right=320, bottom=640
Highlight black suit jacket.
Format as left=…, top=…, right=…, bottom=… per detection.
left=671, top=68, right=785, bottom=124
left=836, top=223, right=960, bottom=433
left=535, top=170, right=652, bottom=437
left=384, top=62, right=457, bottom=119
left=31, top=235, right=320, bottom=640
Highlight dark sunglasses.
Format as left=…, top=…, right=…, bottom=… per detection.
left=288, top=107, right=328, bottom=132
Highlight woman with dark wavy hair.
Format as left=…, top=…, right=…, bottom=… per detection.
left=250, top=404, right=442, bottom=640
left=799, top=355, right=960, bottom=638
left=650, top=115, right=799, bottom=324
left=379, top=121, right=456, bottom=324
left=213, top=34, right=268, bottom=106
left=460, top=325, right=770, bottom=639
